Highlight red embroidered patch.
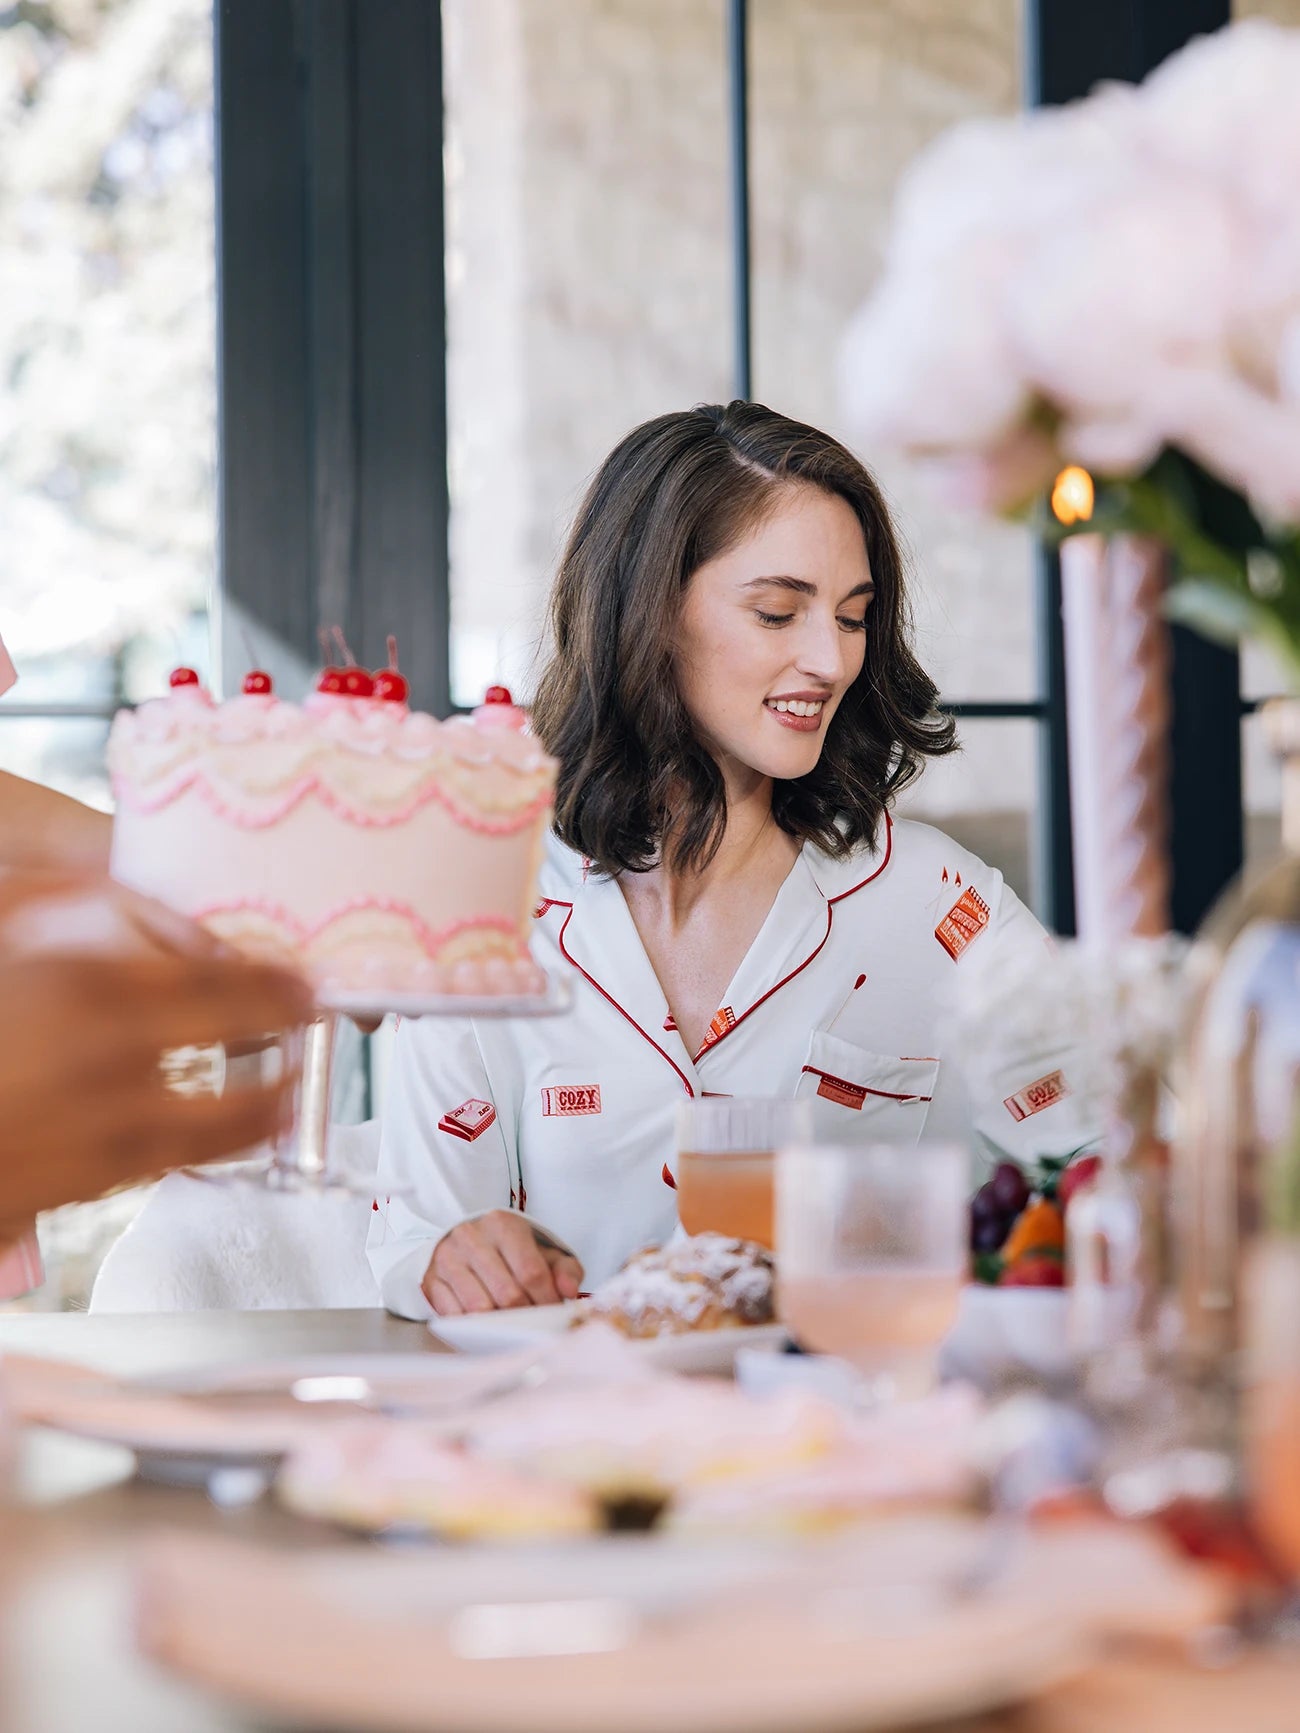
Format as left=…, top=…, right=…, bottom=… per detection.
left=815, top=1072, right=868, bottom=1111
left=801, top=1066, right=932, bottom=1106
left=541, top=1084, right=602, bottom=1117
left=1004, top=1070, right=1071, bottom=1122
left=437, top=1099, right=497, bottom=1142
left=699, top=1006, right=737, bottom=1050
left=661, top=1162, right=677, bottom=1190
left=935, top=886, right=991, bottom=960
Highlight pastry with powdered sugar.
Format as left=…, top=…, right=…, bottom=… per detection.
left=573, top=1233, right=776, bottom=1338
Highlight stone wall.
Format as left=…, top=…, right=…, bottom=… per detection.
left=1236, top=0, right=1300, bottom=21
left=444, top=0, right=1038, bottom=893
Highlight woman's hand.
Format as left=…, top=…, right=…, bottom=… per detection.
left=0, top=871, right=230, bottom=963
left=0, top=770, right=112, bottom=872
left=0, top=880, right=314, bottom=1234
left=423, top=1210, right=584, bottom=1314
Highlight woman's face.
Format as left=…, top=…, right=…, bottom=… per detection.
left=675, top=485, right=874, bottom=787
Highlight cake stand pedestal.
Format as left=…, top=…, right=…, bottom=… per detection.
left=265, top=974, right=574, bottom=1196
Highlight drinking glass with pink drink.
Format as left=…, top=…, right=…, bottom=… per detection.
left=675, top=1098, right=813, bottom=1250
left=776, top=1141, right=967, bottom=1391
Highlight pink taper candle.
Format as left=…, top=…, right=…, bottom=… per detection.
left=1059, top=532, right=1172, bottom=943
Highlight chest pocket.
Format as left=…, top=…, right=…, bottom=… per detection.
left=795, top=1030, right=938, bottom=1147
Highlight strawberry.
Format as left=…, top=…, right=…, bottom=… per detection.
left=1057, top=1153, right=1102, bottom=1216
left=1000, top=1250, right=1065, bottom=1288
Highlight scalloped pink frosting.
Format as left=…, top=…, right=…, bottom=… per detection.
left=107, top=691, right=556, bottom=831
left=113, top=767, right=553, bottom=835
left=194, top=899, right=547, bottom=996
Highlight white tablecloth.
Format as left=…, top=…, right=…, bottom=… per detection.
left=89, top=1121, right=382, bottom=1313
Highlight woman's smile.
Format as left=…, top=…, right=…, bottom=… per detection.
left=764, top=691, right=832, bottom=731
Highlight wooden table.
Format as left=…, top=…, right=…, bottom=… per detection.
left=0, top=1308, right=1298, bottom=1733
left=0, top=1308, right=441, bottom=1732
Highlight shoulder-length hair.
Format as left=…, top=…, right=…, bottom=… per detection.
left=531, top=400, right=956, bottom=877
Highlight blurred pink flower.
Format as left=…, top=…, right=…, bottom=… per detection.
left=839, top=18, right=1300, bottom=529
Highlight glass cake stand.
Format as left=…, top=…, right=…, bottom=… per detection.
left=184, top=972, right=573, bottom=1199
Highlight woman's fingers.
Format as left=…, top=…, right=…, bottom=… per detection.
left=115, top=887, right=233, bottom=959
left=429, top=1233, right=512, bottom=1313
left=545, top=1251, right=585, bottom=1301
left=455, top=1221, right=532, bottom=1309
left=495, top=1217, right=567, bottom=1305
left=87, top=955, right=315, bottom=1056
left=426, top=1277, right=465, bottom=1317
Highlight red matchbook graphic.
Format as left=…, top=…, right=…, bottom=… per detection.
left=814, top=1072, right=869, bottom=1111
left=540, top=1085, right=602, bottom=1117
left=934, top=886, right=990, bottom=960
left=1004, top=1070, right=1072, bottom=1122
left=437, top=1099, right=497, bottom=1142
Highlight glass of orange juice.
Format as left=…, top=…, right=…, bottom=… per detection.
left=776, top=1140, right=966, bottom=1390
left=674, top=1098, right=813, bottom=1249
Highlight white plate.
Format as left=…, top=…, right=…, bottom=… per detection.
left=429, top=1303, right=788, bottom=1375
left=136, top=1518, right=1089, bottom=1733
left=1, top=1352, right=526, bottom=1488
left=318, top=973, right=572, bottom=1020
left=940, top=1285, right=1073, bottom=1386
left=938, top=1285, right=1132, bottom=1388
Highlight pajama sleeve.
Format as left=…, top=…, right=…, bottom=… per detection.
left=366, top=1016, right=517, bottom=1319
left=960, top=881, right=1104, bottom=1172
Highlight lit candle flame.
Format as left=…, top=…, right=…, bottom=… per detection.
left=1051, top=466, right=1095, bottom=526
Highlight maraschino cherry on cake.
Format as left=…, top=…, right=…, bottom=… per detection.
left=107, top=646, right=556, bottom=1002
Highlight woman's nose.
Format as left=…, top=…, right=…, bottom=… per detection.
left=793, top=612, right=849, bottom=682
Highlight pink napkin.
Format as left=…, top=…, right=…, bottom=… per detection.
left=0, top=631, right=15, bottom=697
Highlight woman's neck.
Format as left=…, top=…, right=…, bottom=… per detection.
left=645, top=763, right=798, bottom=929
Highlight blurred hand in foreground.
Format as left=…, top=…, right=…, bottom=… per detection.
left=0, top=873, right=313, bottom=1242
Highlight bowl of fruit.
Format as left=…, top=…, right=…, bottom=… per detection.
left=940, top=1148, right=1101, bottom=1386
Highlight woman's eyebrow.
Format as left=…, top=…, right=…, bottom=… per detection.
left=743, top=575, right=818, bottom=595
left=742, top=576, right=877, bottom=601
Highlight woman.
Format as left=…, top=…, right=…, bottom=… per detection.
left=369, top=402, right=1093, bottom=1319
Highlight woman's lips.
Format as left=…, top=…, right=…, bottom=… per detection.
left=765, top=700, right=825, bottom=733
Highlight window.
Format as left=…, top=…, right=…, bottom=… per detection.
left=0, top=0, right=216, bottom=797
left=0, top=0, right=215, bottom=1309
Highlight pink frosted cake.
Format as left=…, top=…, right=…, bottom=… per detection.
left=107, top=665, right=555, bottom=1000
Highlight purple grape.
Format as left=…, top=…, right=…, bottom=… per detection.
left=971, top=1212, right=1010, bottom=1254
left=969, top=1181, right=1011, bottom=1252
left=989, top=1161, right=1030, bottom=1215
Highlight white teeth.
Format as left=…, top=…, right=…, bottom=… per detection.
left=768, top=699, right=825, bottom=717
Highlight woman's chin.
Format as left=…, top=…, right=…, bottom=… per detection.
left=739, top=742, right=826, bottom=783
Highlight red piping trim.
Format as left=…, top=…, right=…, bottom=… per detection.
left=826, top=811, right=894, bottom=905
left=693, top=815, right=895, bottom=1063
left=551, top=902, right=696, bottom=1098
left=801, top=1064, right=932, bottom=1104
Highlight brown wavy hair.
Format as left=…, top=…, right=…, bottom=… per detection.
left=531, top=401, right=956, bottom=877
